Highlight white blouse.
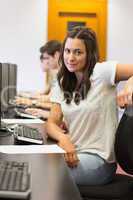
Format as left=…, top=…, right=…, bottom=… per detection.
left=50, top=61, right=118, bottom=162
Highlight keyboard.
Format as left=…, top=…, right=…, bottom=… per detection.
left=0, top=160, right=31, bottom=199
left=9, top=99, right=29, bottom=109
left=14, top=124, right=44, bottom=144
left=14, top=108, right=38, bottom=119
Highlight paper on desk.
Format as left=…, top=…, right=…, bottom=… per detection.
left=2, top=118, right=44, bottom=124
left=0, top=145, right=65, bottom=154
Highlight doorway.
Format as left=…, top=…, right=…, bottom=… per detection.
left=48, top=0, right=107, bottom=61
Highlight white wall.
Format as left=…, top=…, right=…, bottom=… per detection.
left=0, top=0, right=133, bottom=91
left=107, top=0, right=133, bottom=119
left=107, top=0, right=133, bottom=63
left=0, top=0, right=48, bottom=91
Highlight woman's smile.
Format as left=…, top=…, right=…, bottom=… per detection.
left=64, top=38, right=87, bottom=73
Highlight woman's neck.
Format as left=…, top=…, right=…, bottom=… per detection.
left=75, top=72, right=84, bottom=85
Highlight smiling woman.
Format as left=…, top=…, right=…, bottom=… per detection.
left=63, top=38, right=87, bottom=73
left=46, top=26, right=133, bottom=186
left=58, top=27, right=99, bottom=104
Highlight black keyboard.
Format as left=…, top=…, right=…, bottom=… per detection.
left=14, top=124, right=44, bottom=144
left=0, top=160, right=31, bottom=199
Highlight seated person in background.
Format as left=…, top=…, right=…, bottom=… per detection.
left=15, top=40, right=61, bottom=119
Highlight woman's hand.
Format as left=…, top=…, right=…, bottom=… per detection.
left=58, top=134, right=79, bottom=168
left=117, top=77, right=133, bottom=108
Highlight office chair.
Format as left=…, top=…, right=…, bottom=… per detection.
left=115, top=106, right=133, bottom=175
left=78, top=106, right=133, bottom=200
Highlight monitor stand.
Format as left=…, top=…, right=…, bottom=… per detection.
left=0, top=106, right=12, bottom=137
left=0, top=121, right=12, bottom=137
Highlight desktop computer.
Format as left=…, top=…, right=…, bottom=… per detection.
left=0, top=62, right=17, bottom=135
left=8, top=63, right=17, bottom=102
left=0, top=63, right=17, bottom=113
left=0, top=63, right=31, bottom=199
left=0, top=63, right=44, bottom=142
left=0, top=63, right=9, bottom=113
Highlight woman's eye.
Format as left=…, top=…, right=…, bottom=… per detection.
left=76, top=51, right=81, bottom=55
left=64, top=49, right=70, bottom=54
left=74, top=50, right=82, bottom=55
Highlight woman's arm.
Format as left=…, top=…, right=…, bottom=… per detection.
left=46, top=103, right=65, bottom=141
left=115, top=64, right=133, bottom=82
left=46, top=103, right=79, bottom=167
left=116, top=64, right=133, bottom=107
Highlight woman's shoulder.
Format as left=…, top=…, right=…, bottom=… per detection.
left=92, top=61, right=118, bottom=85
left=94, top=61, right=117, bottom=72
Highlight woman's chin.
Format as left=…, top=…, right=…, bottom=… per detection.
left=67, top=67, right=76, bottom=72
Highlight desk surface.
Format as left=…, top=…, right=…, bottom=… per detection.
left=0, top=153, right=82, bottom=200
left=0, top=123, right=82, bottom=200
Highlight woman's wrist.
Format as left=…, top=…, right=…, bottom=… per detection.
left=125, top=76, right=133, bottom=93
left=58, top=133, right=69, bottom=142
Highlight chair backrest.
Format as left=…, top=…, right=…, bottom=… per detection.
left=115, top=106, right=133, bottom=175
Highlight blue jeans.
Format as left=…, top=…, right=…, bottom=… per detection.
left=67, top=153, right=117, bottom=186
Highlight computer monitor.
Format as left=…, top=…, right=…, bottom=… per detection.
left=8, top=63, right=17, bottom=102
left=0, top=63, right=9, bottom=113
left=0, top=63, right=17, bottom=112
left=0, top=62, right=17, bottom=135
left=0, top=62, right=8, bottom=134
left=0, top=63, right=2, bottom=129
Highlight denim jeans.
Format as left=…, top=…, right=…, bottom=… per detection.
left=67, top=153, right=117, bottom=186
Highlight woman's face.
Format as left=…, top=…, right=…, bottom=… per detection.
left=63, top=38, right=87, bottom=73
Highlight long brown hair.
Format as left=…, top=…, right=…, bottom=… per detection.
left=58, top=26, right=99, bottom=104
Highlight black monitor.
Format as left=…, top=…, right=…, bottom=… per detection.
left=0, top=62, right=8, bottom=134
left=0, top=62, right=17, bottom=136
left=1, top=63, right=9, bottom=113
left=8, top=63, right=17, bottom=102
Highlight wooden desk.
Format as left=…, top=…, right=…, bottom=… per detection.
left=0, top=123, right=82, bottom=200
